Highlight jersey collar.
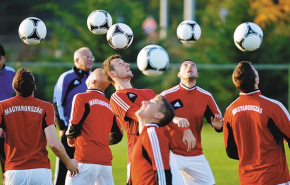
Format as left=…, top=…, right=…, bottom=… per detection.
left=87, top=89, right=103, bottom=94
left=239, top=89, right=261, bottom=96
left=145, top=123, right=159, bottom=128
left=73, top=66, right=90, bottom=79
left=179, top=83, right=197, bottom=90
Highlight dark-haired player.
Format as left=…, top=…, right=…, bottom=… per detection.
left=160, top=59, right=223, bottom=185
left=224, top=61, right=290, bottom=184
left=130, top=95, right=175, bottom=185
left=102, top=54, right=191, bottom=184
left=0, top=68, right=78, bottom=185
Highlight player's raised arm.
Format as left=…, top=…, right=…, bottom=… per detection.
left=45, top=125, right=79, bottom=176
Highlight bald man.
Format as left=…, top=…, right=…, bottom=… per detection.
left=53, top=47, right=94, bottom=185
left=65, top=68, right=123, bottom=185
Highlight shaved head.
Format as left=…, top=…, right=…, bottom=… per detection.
left=86, top=68, right=110, bottom=91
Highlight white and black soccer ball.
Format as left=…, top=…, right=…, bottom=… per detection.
left=87, top=10, right=112, bottom=35
left=137, top=45, right=169, bottom=77
left=176, top=20, right=201, bottom=44
left=18, top=17, right=47, bottom=45
left=234, top=22, right=263, bottom=52
left=106, top=23, right=134, bottom=50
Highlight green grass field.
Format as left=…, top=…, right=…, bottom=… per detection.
left=1, top=124, right=290, bottom=184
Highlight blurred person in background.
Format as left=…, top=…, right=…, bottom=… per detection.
left=0, top=44, right=15, bottom=177
left=53, top=47, right=94, bottom=185
left=0, top=68, right=78, bottom=185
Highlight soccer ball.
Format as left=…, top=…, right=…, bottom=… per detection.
left=18, top=17, right=47, bottom=45
left=176, top=20, right=201, bottom=44
left=137, top=45, right=169, bottom=77
left=87, top=10, right=112, bottom=35
left=106, top=23, right=134, bottom=50
left=234, top=22, right=263, bottom=52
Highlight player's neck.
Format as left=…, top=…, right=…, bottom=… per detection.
left=114, top=79, right=133, bottom=90
left=180, top=79, right=196, bottom=88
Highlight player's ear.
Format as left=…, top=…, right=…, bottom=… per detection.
left=154, top=112, right=164, bottom=120
left=255, top=77, right=259, bottom=85
left=177, top=72, right=181, bottom=78
left=196, top=72, right=199, bottom=78
left=108, top=71, right=116, bottom=77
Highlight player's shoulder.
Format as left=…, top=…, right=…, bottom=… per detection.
left=34, top=98, right=54, bottom=108
left=4, top=66, right=16, bottom=73
left=160, top=85, right=180, bottom=96
left=58, top=69, right=75, bottom=79
left=258, top=94, right=285, bottom=109
left=196, top=86, right=213, bottom=96
left=225, top=97, right=240, bottom=111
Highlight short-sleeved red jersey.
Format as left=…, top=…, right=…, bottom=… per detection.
left=0, top=95, right=55, bottom=171
left=131, top=124, right=172, bottom=185
left=224, top=90, right=290, bottom=185
left=110, top=88, right=156, bottom=163
left=66, top=90, right=121, bottom=165
left=160, top=84, right=222, bottom=156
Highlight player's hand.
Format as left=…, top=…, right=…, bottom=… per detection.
left=211, top=114, right=224, bottom=130
left=172, top=116, right=190, bottom=127
left=182, top=129, right=196, bottom=152
left=66, top=159, right=79, bottom=177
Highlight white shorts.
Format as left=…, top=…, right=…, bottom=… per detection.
left=65, top=162, right=114, bottom=185
left=277, top=182, right=290, bottom=185
left=4, top=168, right=52, bottom=185
left=170, top=151, right=185, bottom=185
left=171, top=153, right=215, bottom=185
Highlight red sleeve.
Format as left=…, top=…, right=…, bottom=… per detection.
left=69, top=94, right=85, bottom=125
left=44, top=103, right=57, bottom=127
left=223, top=108, right=239, bottom=159
left=143, top=128, right=170, bottom=171
left=168, top=121, right=189, bottom=133
left=208, top=95, right=221, bottom=115
left=110, top=92, right=140, bottom=122
left=143, top=127, right=171, bottom=184
left=271, top=102, right=290, bottom=140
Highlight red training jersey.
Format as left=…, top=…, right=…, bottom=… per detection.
left=160, top=84, right=222, bottom=156
left=0, top=95, right=55, bottom=171
left=110, top=88, right=156, bottom=163
left=224, top=90, right=290, bottom=185
left=131, top=124, right=172, bottom=185
left=66, top=90, right=122, bottom=165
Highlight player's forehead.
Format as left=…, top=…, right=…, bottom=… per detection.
left=150, top=97, right=163, bottom=107
left=182, top=60, right=196, bottom=66
left=110, top=58, right=124, bottom=66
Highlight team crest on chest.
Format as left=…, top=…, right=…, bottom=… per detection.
left=170, top=99, right=183, bottom=110
left=126, top=92, right=137, bottom=103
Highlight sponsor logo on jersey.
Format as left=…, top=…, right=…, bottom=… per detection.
left=170, top=99, right=183, bottom=110
left=126, top=92, right=137, bottom=103
left=232, top=105, right=263, bottom=115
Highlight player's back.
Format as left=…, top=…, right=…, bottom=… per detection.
left=70, top=90, right=114, bottom=165
left=0, top=95, right=53, bottom=171
left=224, top=91, right=290, bottom=184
